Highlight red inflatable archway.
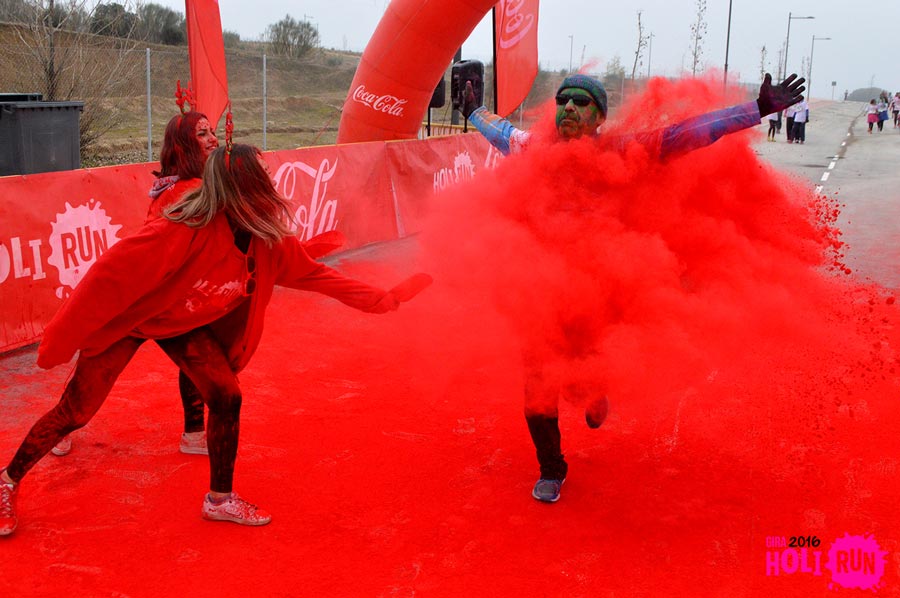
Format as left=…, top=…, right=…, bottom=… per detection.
left=337, top=0, right=497, bottom=144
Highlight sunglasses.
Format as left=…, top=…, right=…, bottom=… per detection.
left=244, top=255, right=257, bottom=296
left=556, top=94, right=594, bottom=107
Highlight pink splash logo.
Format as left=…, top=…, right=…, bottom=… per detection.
left=825, top=533, right=889, bottom=591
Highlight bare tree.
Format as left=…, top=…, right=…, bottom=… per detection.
left=603, top=55, right=626, bottom=108
left=689, top=0, right=707, bottom=76
left=135, top=2, right=186, bottom=46
left=630, top=10, right=649, bottom=81
left=603, top=55, right=626, bottom=83
left=265, top=14, right=319, bottom=58
left=222, top=29, right=241, bottom=49
left=8, top=0, right=143, bottom=154
left=759, top=45, right=768, bottom=83
left=0, top=0, right=32, bottom=22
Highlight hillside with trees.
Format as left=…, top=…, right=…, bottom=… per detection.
left=1, top=1, right=723, bottom=168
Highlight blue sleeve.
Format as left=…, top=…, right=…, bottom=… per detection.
left=467, top=107, right=521, bottom=156
left=656, top=101, right=762, bottom=160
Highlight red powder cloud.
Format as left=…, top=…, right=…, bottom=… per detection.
left=421, top=76, right=899, bottom=431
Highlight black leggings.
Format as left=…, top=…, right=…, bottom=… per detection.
left=6, top=327, right=242, bottom=492
left=178, top=369, right=205, bottom=433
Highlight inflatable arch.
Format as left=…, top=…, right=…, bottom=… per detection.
left=337, top=0, right=497, bottom=144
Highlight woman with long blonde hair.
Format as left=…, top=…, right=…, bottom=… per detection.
left=0, top=143, right=426, bottom=534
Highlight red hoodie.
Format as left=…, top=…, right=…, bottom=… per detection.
left=37, top=212, right=387, bottom=371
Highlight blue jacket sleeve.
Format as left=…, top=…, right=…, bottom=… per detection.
left=655, top=101, right=762, bottom=161
left=467, top=107, right=530, bottom=156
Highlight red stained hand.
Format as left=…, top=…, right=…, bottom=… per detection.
left=757, top=73, right=806, bottom=116
left=388, top=273, right=433, bottom=302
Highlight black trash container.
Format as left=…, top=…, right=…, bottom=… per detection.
left=0, top=99, right=84, bottom=176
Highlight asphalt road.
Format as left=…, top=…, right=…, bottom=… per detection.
left=753, top=100, right=900, bottom=288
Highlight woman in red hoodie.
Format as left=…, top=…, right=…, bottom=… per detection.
left=0, top=143, right=423, bottom=533
left=51, top=110, right=220, bottom=458
left=53, top=111, right=346, bottom=458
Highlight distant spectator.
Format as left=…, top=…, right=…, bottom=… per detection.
left=867, top=99, right=879, bottom=134
left=876, top=98, right=889, bottom=132
left=890, top=93, right=900, bottom=128
left=767, top=111, right=780, bottom=141
left=790, top=97, right=809, bottom=144
left=785, top=103, right=797, bottom=142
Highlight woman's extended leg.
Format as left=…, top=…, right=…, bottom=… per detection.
left=5, top=336, right=145, bottom=483
left=1, top=336, right=144, bottom=536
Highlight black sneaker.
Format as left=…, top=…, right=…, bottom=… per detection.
left=532, top=478, right=564, bottom=503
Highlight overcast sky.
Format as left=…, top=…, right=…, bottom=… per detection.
left=157, top=0, right=899, bottom=100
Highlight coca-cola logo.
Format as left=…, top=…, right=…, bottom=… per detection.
left=497, top=0, right=536, bottom=49
left=272, top=158, right=339, bottom=241
left=352, top=85, right=408, bottom=117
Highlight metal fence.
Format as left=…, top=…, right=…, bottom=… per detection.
left=0, top=33, right=359, bottom=166
left=0, top=26, right=763, bottom=168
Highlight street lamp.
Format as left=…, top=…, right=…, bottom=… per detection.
left=808, top=35, right=831, bottom=99
left=568, top=35, right=574, bottom=73
left=723, top=0, right=733, bottom=86
left=647, top=33, right=654, bottom=78
left=783, top=12, right=814, bottom=78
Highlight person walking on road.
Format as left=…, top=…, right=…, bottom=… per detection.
left=767, top=110, right=780, bottom=141
left=890, top=92, right=900, bottom=128
left=790, top=97, right=809, bottom=144
left=876, top=97, right=890, bottom=132
left=785, top=102, right=797, bottom=142
left=867, top=99, right=879, bottom=133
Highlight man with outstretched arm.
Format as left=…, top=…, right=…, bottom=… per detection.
left=463, top=72, right=805, bottom=503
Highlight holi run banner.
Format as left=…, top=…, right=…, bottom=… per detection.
left=0, top=134, right=493, bottom=353
left=385, top=134, right=500, bottom=236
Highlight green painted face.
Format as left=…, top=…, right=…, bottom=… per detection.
left=555, top=87, right=603, bottom=139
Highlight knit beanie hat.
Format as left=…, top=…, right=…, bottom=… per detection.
left=557, top=74, right=608, bottom=117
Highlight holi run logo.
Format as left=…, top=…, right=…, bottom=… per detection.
left=47, top=200, right=123, bottom=298
left=765, top=533, right=889, bottom=591
left=433, top=151, right=476, bottom=193
left=351, top=85, right=407, bottom=117
left=272, top=158, right=339, bottom=241
left=496, top=0, right=536, bottom=49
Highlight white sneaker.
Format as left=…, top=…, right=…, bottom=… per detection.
left=0, top=470, right=17, bottom=536
left=179, top=431, right=208, bottom=455
left=201, top=493, right=271, bottom=526
left=51, top=435, right=72, bottom=457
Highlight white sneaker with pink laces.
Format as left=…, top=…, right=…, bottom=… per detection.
left=179, top=431, right=208, bottom=455
left=51, top=435, right=72, bottom=457
left=0, top=470, right=18, bottom=536
left=201, top=493, right=271, bottom=526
